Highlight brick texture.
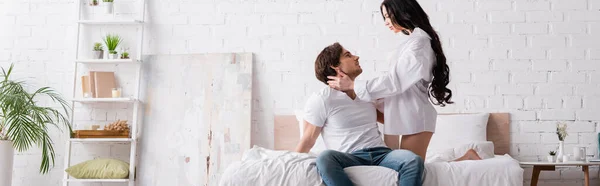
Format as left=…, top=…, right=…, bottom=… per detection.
left=1, top=0, right=599, bottom=185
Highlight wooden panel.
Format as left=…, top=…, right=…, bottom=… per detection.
left=486, top=113, right=510, bottom=155
left=138, top=53, right=252, bottom=186
left=274, top=113, right=511, bottom=155
left=274, top=115, right=300, bottom=151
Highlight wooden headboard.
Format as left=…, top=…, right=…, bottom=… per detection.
left=274, top=113, right=510, bottom=155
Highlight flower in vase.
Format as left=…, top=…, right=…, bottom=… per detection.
left=556, top=122, right=568, bottom=141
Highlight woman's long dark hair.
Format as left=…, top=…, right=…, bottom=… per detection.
left=381, top=0, right=453, bottom=107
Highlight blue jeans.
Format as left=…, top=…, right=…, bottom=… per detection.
left=316, top=147, right=424, bottom=186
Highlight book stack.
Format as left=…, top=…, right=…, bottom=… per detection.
left=81, top=71, right=117, bottom=98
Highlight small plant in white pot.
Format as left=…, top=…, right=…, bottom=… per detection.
left=0, top=64, right=72, bottom=185
left=103, top=0, right=114, bottom=14
left=548, top=151, right=557, bottom=162
left=89, top=0, right=99, bottom=6
left=93, top=42, right=104, bottom=59
left=103, top=34, right=122, bottom=59
left=120, top=51, right=129, bottom=59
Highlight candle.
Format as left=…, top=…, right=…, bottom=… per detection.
left=112, top=88, right=121, bottom=98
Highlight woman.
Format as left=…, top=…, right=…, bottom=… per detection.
left=327, top=0, right=452, bottom=160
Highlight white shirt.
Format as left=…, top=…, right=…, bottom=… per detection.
left=303, top=87, right=387, bottom=153
left=354, top=27, right=437, bottom=135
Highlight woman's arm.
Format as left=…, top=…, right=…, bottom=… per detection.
left=328, top=37, right=431, bottom=101
left=354, top=38, right=430, bottom=101
left=295, top=121, right=322, bottom=153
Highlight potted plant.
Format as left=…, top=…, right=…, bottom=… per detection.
left=103, top=34, right=122, bottom=59
left=556, top=122, right=568, bottom=162
left=547, top=151, right=556, bottom=162
left=93, top=42, right=104, bottom=59
left=90, top=0, right=98, bottom=6
left=0, top=64, right=72, bottom=185
left=103, top=0, right=114, bottom=14
left=120, top=51, right=129, bottom=59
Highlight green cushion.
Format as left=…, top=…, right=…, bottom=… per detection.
left=65, top=158, right=129, bottom=179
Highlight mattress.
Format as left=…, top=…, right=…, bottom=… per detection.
left=219, top=146, right=524, bottom=186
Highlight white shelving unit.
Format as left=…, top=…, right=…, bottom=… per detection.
left=63, top=0, right=146, bottom=186
left=66, top=179, right=130, bottom=183
left=69, top=138, right=134, bottom=142
left=77, top=20, right=143, bottom=25
left=75, top=59, right=142, bottom=64
left=72, top=97, right=138, bottom=103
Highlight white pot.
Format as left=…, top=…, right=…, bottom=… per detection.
left=0, top=140, right=14, bottom=186
left=109, top=53, right=118, bottom=59
left=547, top=156, right=556, bottom=163
left=93, top=50, right=104, bottom=59
left=105, top=2, right=113, bottom=14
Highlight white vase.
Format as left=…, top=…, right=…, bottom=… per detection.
left=557, top=141, right=565, bottom=162
left=109, top=53, right=118, bottom=59
left=0, top=140, right=14, bottom=186
left=104, top=2, right=113, bottom=14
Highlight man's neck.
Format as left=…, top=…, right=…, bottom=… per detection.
left=344, top=74, right=358, bottom=100
left=345, top=90, right=357, bottom=100
left=348, top=74, right=357, bottom=81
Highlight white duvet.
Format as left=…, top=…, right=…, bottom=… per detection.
left=220, top=146, right=523, bottom=186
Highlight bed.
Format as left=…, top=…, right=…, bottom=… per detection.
left=219, top=113, right=524, bottom=186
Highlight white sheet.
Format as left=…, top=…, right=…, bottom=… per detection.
left=219, top=146, right=524, bottom=186
left=425, top=141, right=495, bottom=163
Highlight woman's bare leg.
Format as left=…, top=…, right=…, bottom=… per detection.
left=384, top=135, right=400, bottom=150
left=453, top=149, right=482, bottom=161
left=400, top=131, right=433, bottom=160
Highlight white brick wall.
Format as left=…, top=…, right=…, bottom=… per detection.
left=552, top=22, right=587, bottom=34
left=515, top=1, right=551, bottom=11
left=2, top=0, right=600, bottom=185
left=477, top=1, right=512, bottom=11
left=527, top=11, right=564, bottom=22
left=514, top=23, right=549, bottom=34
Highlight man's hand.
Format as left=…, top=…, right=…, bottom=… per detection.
left=327, top=68, right=354, bottom=91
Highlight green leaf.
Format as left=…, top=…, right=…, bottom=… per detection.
left=103, top=34, right=122, bottom=51
left=0, top=63, right=71, bottom=174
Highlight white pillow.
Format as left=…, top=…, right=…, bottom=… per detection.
left=428, top=113, right=490, bottom=151
left=294, top=110, right=327, bottom=155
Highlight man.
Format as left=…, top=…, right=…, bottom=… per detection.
left=295, top=42, right=424, bottom=186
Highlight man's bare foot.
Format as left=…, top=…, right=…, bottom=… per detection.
left=453, top=149, right=482, bottom=161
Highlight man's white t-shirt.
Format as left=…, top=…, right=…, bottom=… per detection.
left=303, top=87, right=387, bottom=153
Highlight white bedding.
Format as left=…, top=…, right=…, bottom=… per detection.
left=219, top=146, right=524, bottom=186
